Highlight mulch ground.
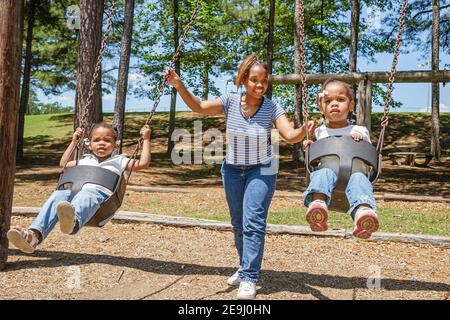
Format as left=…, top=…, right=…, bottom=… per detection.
left=1, top=216, right=449, bottom=300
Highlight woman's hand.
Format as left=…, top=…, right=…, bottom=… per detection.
left=140, top=124, right=151, bottom=140
left=303, top=140, right=314, bottom=151
left=72, top=128, right=84, bottom=142
left=306, top=120, right=315, bottom=136
left=164, top=68, right=182, bottom=88
left=351, top=132, right=363, bottom=141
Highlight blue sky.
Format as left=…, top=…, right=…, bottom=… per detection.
left=38, top=48, right=450, bottom=113
left=38, top=3, right=450, bottom=114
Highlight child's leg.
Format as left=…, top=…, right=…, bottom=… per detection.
left=345, top=172, right=379, bottom=239
left=303, top=168, right=337, bottom=207
left=28, top=189, right=71, bottom=240
left=8, top=189, right=71, bottom=253
left=303, top=168, right=337, bottom=232
left=67, top=188, right=109, bottom=233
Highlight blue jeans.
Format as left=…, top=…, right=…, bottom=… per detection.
left=29, top=188, right=109, bottom=241
left=303, top=168, right=376, bottom=218
left=221, top=160, right=277, bottom=283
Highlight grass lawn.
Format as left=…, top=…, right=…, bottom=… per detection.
left=17, top=111, right=450, bottom=237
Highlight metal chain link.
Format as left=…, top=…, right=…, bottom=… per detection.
left=76, top=0, right=119, bottom=157
left=297, top=0, right=309, bottom=141
left=128, top=0, right=201, bottom=171
left=376, top=0, right=408, bottom=152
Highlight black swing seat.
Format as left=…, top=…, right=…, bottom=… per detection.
left=305, top=136, right=382, bottom=212
left=56, top=165, right=127, bottom=227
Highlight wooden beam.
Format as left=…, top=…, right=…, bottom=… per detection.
left=270, top=70, right=450, bottom=85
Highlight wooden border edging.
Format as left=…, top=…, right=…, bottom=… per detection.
left=127, top=185, right=450, bottom=203
left=12, top=207, right=450, bottom=248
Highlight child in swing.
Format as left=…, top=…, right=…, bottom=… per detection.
left=303, top=79, right=379, bottom=239
left=8, top=122, right=151, bottom=253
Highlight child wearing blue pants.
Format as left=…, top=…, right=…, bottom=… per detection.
left=8, top=122, right=151, bottom=253
left=303, top=79, right=379, bottom=239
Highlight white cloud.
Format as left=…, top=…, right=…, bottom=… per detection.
left=56, top=96, right=73, bottom=103
left=103, top=94, right=115, bottom=102
left=419, top=103, right=450, bottom=112
left=128, top=73, right=145, bottom=82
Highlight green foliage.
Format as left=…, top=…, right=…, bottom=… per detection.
left=30, top=0, right=78, bottom=95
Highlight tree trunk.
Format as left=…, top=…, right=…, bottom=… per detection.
left=167, top=0, right=179, bottom=155
left=113, top=0, right=135, bottom=153
left=349, top=0, right=360, bottom=109
left=349, top=0, right=359, bottom=73
left=202, top=35, right=209, bottom=100
left=0, top=0, right=23, bottom=270
left=266, top=0, right=275, bottom=99
left=293, top=0, right=304, bottom=164
left=431, top=0, right=440, bottom=160
left=319, top=0, right=324, bottom=73
left=75, top=0, right=104, bottom=129
left=17, top=0, right=36, bottom=164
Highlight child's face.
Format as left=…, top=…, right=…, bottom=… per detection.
left=319, top=83, right=355, bottom=128
left=89, top=127, right=117, bottom=160
left=243, top=65, right=269, bottom=99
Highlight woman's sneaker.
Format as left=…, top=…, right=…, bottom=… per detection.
left=237, top=281, right=256, bottom=300
left=227, top=268, right=242, bottom=286
left=7, top=227, right=39, bottom=253
left=306, top=200, right=328, bottom=232
left=352, top=207, right=379, bottom=239
left=57, top=201, right=76, bottom=234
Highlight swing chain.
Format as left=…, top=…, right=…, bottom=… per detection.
left=144, top=0, right=201, bottom=128
left=77, top=0, right=119, bottom=154
left=297, top=0, right=309, bottom=141
left=377, top=0, right=408, bottom=152
left=128, top=0, right=201, bottom=172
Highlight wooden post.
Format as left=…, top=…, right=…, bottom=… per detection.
left=356, top=79, right=365, bottom=126
left=365, top=79, right=373, bottom=132
left=431, top=0, right=441, bottom=160
left=0, top=0, right=24, bottom=270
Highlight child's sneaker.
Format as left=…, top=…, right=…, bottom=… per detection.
left=237, top=281, right=256, bottom=300
left=306, top=200, right=328, bottom=232
left=227, top=267, right=242, bottom=286
left=57, top=201, right=76, bottom=234
left=352, top=207, right=379, bottom=239
left=7, top=227, right=39, bottom=253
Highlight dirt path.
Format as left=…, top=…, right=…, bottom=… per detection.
left=2, top=216, right=448, bottom=300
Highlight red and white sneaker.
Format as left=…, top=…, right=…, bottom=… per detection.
left=352, top=207, right=379, bottom=239
left=306, top=200, right=328, bottom=232
left=7, top=227, right=39, bottom=253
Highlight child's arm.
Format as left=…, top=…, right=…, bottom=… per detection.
left=60, top=128, right=84, bottom=168
left=275, top=114, right=315, bottom=144
left=128, top=125, right=151, bottom=171
left=351, top=126, right=371, bottom=143
left=165, top=68, right=224, bottom=116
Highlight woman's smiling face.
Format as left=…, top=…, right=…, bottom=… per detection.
left=243, top=65, right=269, bottom=99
